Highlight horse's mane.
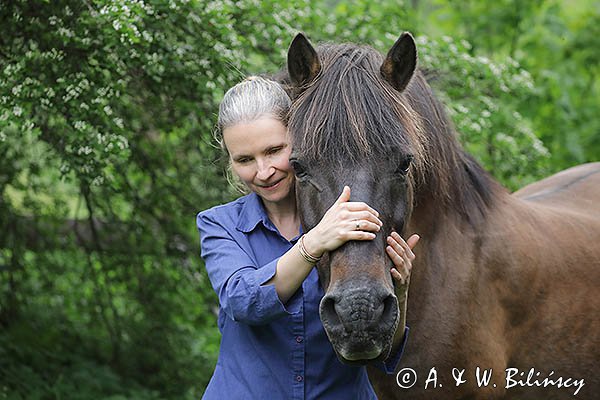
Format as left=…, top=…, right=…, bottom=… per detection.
left=286, top=42, right=503, bottom=224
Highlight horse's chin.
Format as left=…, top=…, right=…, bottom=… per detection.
left=331, top=340, right=392, bottom=366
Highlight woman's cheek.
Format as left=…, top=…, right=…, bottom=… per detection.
left=278, top=155, right=294, bottom=172
left=233, top=164, right=254, bottom=184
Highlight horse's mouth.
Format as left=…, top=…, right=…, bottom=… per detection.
left=323, top=326, right=396, bottom=365
left=337, top=343, right=384, bottom=364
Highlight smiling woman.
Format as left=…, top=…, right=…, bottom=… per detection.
left=223, top=117, right=295, bottom=207
left=196, top=76, right=419, bottom=399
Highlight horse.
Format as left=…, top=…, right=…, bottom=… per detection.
left=284, top=32, right=600, bottom=399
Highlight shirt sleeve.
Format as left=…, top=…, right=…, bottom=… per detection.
left=374, top=326, right=410, bottom=374
left=197, top=211, right=301, bottom=326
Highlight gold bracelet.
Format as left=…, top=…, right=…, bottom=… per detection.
left=298, top=235, right=322, bottom=264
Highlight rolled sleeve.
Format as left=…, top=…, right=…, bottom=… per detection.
left=198, top=211, right=300, bottom=326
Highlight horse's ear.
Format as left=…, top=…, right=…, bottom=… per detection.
left=288, top=33, right=321, bottom=86
left=381, top=32, right=417, bottom=92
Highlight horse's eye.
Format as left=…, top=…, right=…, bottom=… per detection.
left=290, top=159, right=310, bottom=180
left=397, top=154, right=414, bottom=175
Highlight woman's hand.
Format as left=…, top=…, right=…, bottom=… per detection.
left=303, top=186, right=383, bottom=257
left=387, top=232, right=420, bottom=285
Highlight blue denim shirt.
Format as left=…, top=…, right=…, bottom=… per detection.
left=197, top=192, right=408, bottom=399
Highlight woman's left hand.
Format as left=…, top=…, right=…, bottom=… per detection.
left=386, top=232, right=420, bottom=285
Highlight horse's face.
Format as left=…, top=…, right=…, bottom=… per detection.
left=292, top=157, right=413, bottom=363
left=287, top=33, right=419, bottom=364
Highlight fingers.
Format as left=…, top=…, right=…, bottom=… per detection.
left=345, top=230, right=377, bottom=241
left=333, top=186, right=380, bottom=217
left=331, top=186, right=382, bottom=230
left=350, top=210, right=383, bottom=227
left=387, top=232, right=419, bottom=285
left=351, top=219, right=381, bottom=233
left=344, top=202, right=380, bottom=217
left=390, top=267, right=405, bottom=284
left=386, top=241, right=405, bottom=266
left=391, top=266, right=410, bottom=285
left=334, top=185, right=351, bottom=205
left=390, top=231, right=415, bottom=260
left=387, top=235, right=411, bottom=269
left=407, top=233, right=420, bottom=250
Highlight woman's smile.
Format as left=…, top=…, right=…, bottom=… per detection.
left=257, top=177, right=284, bottom=190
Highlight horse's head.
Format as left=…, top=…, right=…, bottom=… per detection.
left=286, top=33, right=426, bottom=364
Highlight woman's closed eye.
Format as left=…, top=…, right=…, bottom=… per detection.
left=234, top=156, right=253, bottom=164
left=266, top=146, right=284, bottom=155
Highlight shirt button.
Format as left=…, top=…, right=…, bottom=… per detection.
left=295, top=336, right=303, bottom=343
left=296, top=375, right=303, bottom=382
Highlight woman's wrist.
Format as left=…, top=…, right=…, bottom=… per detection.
left=302, top=231, right=324, bottom=259
left=298, top=235, right=321, bottom=264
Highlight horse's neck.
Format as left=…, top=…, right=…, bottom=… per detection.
left=394, top=190, right=559, bottom=351
left=389, top=190, right=514, bottom=356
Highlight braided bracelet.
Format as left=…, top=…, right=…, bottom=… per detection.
left=298, top=235, right=322, bottom=264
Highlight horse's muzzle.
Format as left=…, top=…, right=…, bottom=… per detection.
left=319, top=283, right=399, bottom=363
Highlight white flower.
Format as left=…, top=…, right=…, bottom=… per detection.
left=469, top=122, right=482, bottom=133
left=77, top=146, right=93, bottom=155
left=74, top=121, right=86, bottom=131
left=12, top=85, right=22, bottom=96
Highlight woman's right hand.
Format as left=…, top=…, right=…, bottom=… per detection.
left=303, top=186, right=383, bottom=257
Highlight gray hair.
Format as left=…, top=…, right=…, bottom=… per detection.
left=216, top=76, right=291, bottom=149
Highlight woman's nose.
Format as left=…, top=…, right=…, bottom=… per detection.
left=256, top=161, right=275, bottom=180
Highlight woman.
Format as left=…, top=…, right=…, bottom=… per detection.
left=197, top=76, right=419, bottom=399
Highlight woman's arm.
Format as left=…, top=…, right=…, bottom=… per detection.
left=199, top=211, right=299, bottom=325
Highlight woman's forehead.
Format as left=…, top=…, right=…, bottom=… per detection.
left=223, top=117, right=289, bottom=154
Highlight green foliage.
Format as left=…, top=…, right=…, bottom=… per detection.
left=419, top=0, right=600, bottom=171
left=417, top=35, right=550, bottom=189
left=0, top=0, right=304, bottom=398
left=0, top=0, right=597, bottom=398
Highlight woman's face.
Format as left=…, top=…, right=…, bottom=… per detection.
left=223, top=116, right=295, bottom=206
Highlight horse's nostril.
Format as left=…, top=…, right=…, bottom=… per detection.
left=320, top=295, right=341, bottom=330
left=380, top=293, right=398, bottom=328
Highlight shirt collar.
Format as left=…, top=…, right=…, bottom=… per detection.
left=236, top=192, right=272, bottom=233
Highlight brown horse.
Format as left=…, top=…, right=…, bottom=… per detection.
left=285, top=32, right=600, bottom=399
